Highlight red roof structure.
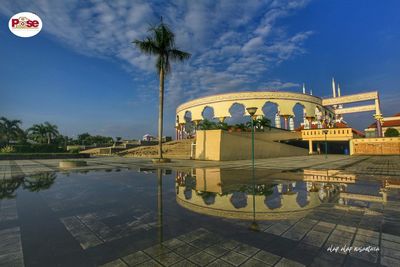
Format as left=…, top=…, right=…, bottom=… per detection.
left=368, top=113, right=400, bottom=128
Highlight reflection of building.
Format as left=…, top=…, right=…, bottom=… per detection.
left=303, top=169, right=356, bottom=183
left=365, top=113, right=400, bottom=137
left=176, top=168, right=396, bottom=220
left=175, top=169, right=338, bottom=220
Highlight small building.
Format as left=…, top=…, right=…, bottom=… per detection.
left=365, top=113, right=400, bottom=137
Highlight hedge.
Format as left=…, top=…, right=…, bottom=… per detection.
left=0, top=153, right=90, bottom=160
left=10, top=144, right=67, bottom=153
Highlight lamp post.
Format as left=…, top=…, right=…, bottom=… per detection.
left=322, top=129, right=328, bottom=159
left=246, top=107, right=258, bottom=169
left=246, top=107, right=259, bottom=231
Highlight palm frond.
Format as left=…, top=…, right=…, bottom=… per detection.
left=132, top=38, right=159, bottom=55
left=169, top=49, right=191, bottom=61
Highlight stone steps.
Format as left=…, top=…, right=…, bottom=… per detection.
left=118, top=139, right=194, bottom=159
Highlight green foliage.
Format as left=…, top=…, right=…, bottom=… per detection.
left=216, top=121, right=229, bottom=130
left=133, top=19, right=191, bottom=75
left=385, top=128, right=399, bottom=137
left=198, top=119, right=217, bottom=130
left=68, top=146, right=81, bottom=154
left=28, top=122, right=59, bottom=144
left=11, top=144, right=65, bottom=153
left=234, top=123, right=248, bottom=131
left=246, top=117, right=272, bottom=131
left=76, top=133, right=114, bottom=146
left=0, top=145, right=15, bottom=153
left=0, top=117, right=24, bottom=145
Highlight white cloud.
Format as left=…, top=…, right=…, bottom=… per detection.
left=0, top=0, right=313, bottom=111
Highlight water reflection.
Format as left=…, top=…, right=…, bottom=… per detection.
left=175, top=168, right=391, bottom=221
left=0, top=172, right=57, bottom=199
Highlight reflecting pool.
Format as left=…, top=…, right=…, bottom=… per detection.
left=0, top=167, right=399, bottom=266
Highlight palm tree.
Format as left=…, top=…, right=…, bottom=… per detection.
left=0, top=117, right=24, bottom=145
left=28, top=124, right=47, bottom=144
left=43, top=122, right=59, bottom=144
left=246, top=117, right=272, bottom=131
left=256, top=117, right=272, bottom=131
left=28, top=122, right=59, bottom=144
left=133, top=18, right=191, bottom=159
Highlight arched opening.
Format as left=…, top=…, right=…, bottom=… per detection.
left=262, top=101, right=282, bottom=128
left=292, top=103, right=306, bottom=130
left=183, top=111, right=195, bottom=139
left=225, top=103, right=247, bottom=126
left=201, top=106, right=216, bottom=122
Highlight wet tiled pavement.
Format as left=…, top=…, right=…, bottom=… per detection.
left=0, top=155, right=399, bottom=266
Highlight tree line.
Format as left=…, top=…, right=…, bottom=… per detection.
left=0, top=116, right=115, bottom=147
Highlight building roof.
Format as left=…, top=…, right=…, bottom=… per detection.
left=296, top=121, right=365, bottom=137
left=368, top=112, right=400, bottom=128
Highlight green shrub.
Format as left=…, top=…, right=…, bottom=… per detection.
left=11, top=144, right=66, bottom=153
left=69, top=147, right=80, bottom=154
left=0, top=145, right=16, bottom=153
left=385, top=128, right=399, bottom=137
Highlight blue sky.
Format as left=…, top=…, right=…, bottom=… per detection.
left=1, top=0, right=399, bottom=139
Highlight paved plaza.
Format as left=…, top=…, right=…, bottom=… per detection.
left=1, top=155, right=400, bottom=178
left=0, top=155, right=400, bottom=266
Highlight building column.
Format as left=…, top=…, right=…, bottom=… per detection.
left=217, top=117, right=226, bottom=123
left=275, top=113, right=281, bottom=128
left=281, top=115, right=289, bottom=130
left=309, top=139, right=313, bottom=154
left=374, top=114, right=383, bottom=137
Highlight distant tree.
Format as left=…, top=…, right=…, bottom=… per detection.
left=43, top=122, right=59, bottom=144
left=77, top=133, right=91, bottom=145
left=385, top=128, right=399, bottom=137
left=28, top=122, right=59, bottom=144
left=0, top=117, right=24, bottom=145
left=28, top=124, right=47, bottom=144
left=76, top=133, right=113, bottom=146
left=133, top=18, right=191, bottom=159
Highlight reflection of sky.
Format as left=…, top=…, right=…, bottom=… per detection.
left=265, top=185, right=282, bottom=209
left=294, top=182, right=309, bottom=208
left=230, top=192, right=247, bottom=209
left=346, top=181, right=382, bottom=196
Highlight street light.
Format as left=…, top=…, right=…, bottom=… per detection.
left=246, top=107, right=258, bottom=169
left=322, top=129, right=329, bottom=159
left=246, top=107, right=259, bottom=231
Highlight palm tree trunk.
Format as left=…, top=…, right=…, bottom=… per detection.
left=158, top=68, right=165, bottom=159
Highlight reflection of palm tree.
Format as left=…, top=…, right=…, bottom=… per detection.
left=0, top=178, right=23, bottom=199
left=23, top=172, right=57, bottom=192
left=133, top=19, right=191, bottom=159
left=157, top=169, right=163, bottom=243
